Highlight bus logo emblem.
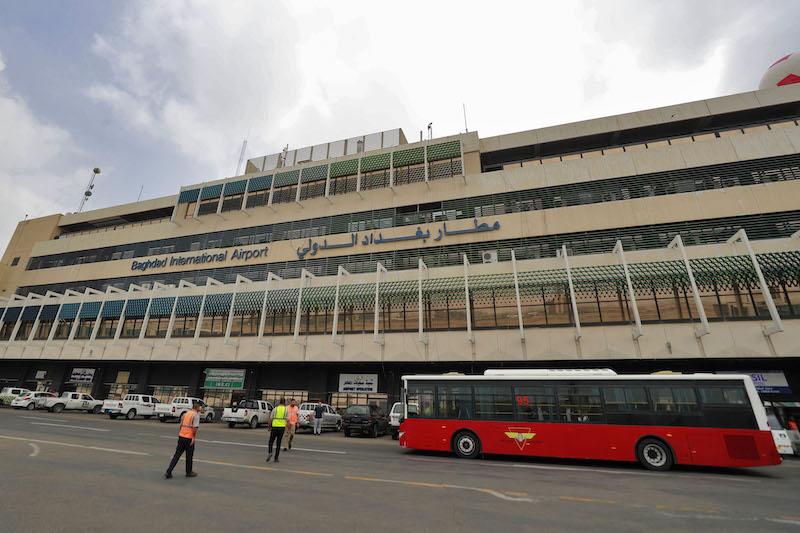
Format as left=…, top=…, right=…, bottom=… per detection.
left=505, top=427, right=536, bottom=450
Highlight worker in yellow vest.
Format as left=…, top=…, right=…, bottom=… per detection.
left=165, top=401, right=201, bottom=479
left=267, top=397, right=288, bottom=463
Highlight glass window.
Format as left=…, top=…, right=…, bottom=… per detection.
left=699, top=386, right=748, bottom=405
left=406, top=383, right=434, bottom=418
left=650, top=386, right=699, bottom=414
left=557, top=386, right=604, bottom=423
left=437, top=384, right=472, bottom=419
left=515, top=386, right=557, bottom=421
left=473, top=386, right=514, bottom=420
left=602, top=386, right=649, bottom=412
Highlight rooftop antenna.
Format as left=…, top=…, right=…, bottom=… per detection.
left=427, top=122, right=433, bottom=140
left=280, top=144, right=289, bottom=168
left=235, top=138, right=248, bottom=176
left=136, top=185, right=144, bottom=202
left=462, top=103, right=469, bottom=133
left=78, top=167, right=101, bottom=213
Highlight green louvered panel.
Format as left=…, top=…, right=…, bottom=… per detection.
left=274, top=170, right=300, bottom=187
left=338, top=284, right=375, bottom=307
left=178, top=188, right=201, bottom=203
left=101, top=300, right=125, bottom=318
left=124, top=299, right=150, bottom=318
left=300, top=286, right=337, bottom=308
left=379, top=280, right=417, bottom=305
left=176, top=296, right=202, bottom=316
left=427, top=141, right=461, bottom=162
left=203, top=293, right=233, bottom=315
left=248, top=175, right=273, bottom=192
left=264, top=288, right=299, bottom=311
left=300, top=165, right=328, bottom=183
left=392, top=147, right=424, bottom=167
left=233, top=291, right=265, bottom=312
left=39, top=304, right=60, bottom=321
left=57, top=303, right=80, bottom=320
left=79, top=301, right=102, bottom=319
left=360, top=153, right=390, bottom=172
left=21, top=306, right=41, bottom=321
left=149, top=297, right=176, bottom=317
left=330, top=159, right=359, bottom=178
left=200, top=184, right=223, bottom=200
left=223, top=180, right=247, bottom=196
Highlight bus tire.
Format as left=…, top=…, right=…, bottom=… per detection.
left=636, top=437, right=674, bottom=471
left=452, top=430, right=481, bottom=459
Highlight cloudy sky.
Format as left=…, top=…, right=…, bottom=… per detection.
left=0, top=0, right=797, bottom=248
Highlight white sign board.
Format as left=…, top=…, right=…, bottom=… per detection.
left=339, top=373, right=378, bottom=393
left=70, top=368, right=95, bottom=384
left=721, top=371, right=792, bottom=394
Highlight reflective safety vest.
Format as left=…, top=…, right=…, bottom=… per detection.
left=179, top=410, right=198, bottom=439
left=271, top=405, right=288, bottom=428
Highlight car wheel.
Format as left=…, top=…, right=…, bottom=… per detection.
left=636, top=438, right=674, bottom=471
left=228, top=422, right=236, bottom=428
left=27, top=403, right=36, bottom=411
left=453, top=431, right=481, bottom=459
left=371, top=424, right=379, bottom=438
left=125, top=409, right=137, bottom=420
left=249, top=416, right=258, bottom=429
left=52, top=403, right=65, bottom=414
left=205, top=413, right=213, bottom=423
left=344, top=428, right=350, bottom=437
left=336, top=420, right=342, bottom=432
left=92, top=405, right=102, bottom=414
left=160, top=417, right=167, bottom=423
left=392, top=429, right=399, bottom=440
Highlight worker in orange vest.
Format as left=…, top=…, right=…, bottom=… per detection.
left=165, top=401, right=201, bottom=479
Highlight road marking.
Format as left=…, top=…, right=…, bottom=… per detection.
left=0, top=434, right=149, bottom=456
left=22, top=416, right=66, bottom=423
left=344, top=475, right=533, bottom=502
left=28, top=443, right=40, bottom=457
left=31, top=422, right=110, bottom=432
left=194, top=458, right=334, bottom=477
left=159, top=435, right=346, bottom=454
left=560, top=495, right=617, bottom=505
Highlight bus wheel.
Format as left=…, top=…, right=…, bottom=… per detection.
left=453, top=431, right=481, bottom=459
left=636, top=438, right=673, bottom=471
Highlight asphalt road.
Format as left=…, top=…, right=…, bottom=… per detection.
left=0, top=408, right=799, bottom=533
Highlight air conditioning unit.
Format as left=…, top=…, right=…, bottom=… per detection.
left=481, top=250, right=498, bottom=264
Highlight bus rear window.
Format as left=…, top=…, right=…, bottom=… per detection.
left=699, top=386, right=748, bottom=405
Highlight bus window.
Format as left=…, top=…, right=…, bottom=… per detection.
left=407, top=383, right=435, bottom=418
left=557, top=386, right=604, bottom=423
left=473, top=386, right=514, bottom=420
left=515, top=386, right=556, bottom=421
left=602, top=386, right=648, bottom=412
left=650, top=386, right=699, bottom=414
left=437, top=384, right=472, bottom=419
left=698, top=386, right=748, bottom=405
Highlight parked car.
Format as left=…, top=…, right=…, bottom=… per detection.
left=43, top=392, right=103, bottom=413
left=343, top=404, right=389, bottom=438
left=297, top=402, right=342, bottom=432
left=388, top=401, right=418, bottom=440
left=156, top=397, right=215, bottom=423
left=11, top=391, right=56, bottom=411
left=222, top=399, right=273, bottom=428
left=102, top=394, right=161, bottom=420
left=0, top=387, right=30, bottom=406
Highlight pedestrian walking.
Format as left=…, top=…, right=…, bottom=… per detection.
left=267, top=397, right=288, bottom=463
left=164, top=401, right=201, bottom=479
left=313, top=400, right=325, bottom=435
left=284, top=398, right=299, bottom=451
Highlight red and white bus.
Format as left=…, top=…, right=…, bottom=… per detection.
left=398, top=369, right=782, bottom=470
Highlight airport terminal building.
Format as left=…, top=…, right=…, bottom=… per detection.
left=1, top=79, right=800, bottom=415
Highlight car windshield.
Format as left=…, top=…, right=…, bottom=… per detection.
left=346, top=406, right=369, bottom=415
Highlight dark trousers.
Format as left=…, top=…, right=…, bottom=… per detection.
left=268, top=427, right=285, bottom=460
left=166, top=436, right=194, bottom=475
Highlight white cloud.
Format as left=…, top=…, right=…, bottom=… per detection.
left=0, top=50, right=87, bottom=249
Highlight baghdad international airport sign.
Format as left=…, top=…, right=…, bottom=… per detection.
left=339, top=373, right=378, bottom=393
left=69, top=368, right=96, bottom=383
left=130, top=246, right=269, bottom=272
left=203, top=368, right=246, bottom=390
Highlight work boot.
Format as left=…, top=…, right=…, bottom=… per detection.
left=164, top=472, right=173, bottom=479
left=289, top=442, right=292, bottom=450
left=283, top=447, right=288, bottom=451
left=266, top=453, right=272, bottom=463
left=186, top=472, right=198, bottom=478
left=274, top=458, right=280, bottom=463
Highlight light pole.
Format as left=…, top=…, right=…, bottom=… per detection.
left=78, top=167, right=101, bottom=213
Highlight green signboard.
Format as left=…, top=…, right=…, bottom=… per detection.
left=203, top=368, right=245, bottom=390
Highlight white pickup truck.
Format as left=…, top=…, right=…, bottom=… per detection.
left=156, top=397, right=215, bottom=423
left=222, top=399, right=273, bottom=428
left=43, top=392, right=104, bottom=414
left=102, top=394, right=161, bottom=420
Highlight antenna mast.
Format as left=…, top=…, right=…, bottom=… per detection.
left=78, top=167, right=101, bottom=213
left=235, top=139, right=248, bottom=176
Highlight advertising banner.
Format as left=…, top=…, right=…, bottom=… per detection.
left=721, top=371, right=792, bottom=394
left=339, top=373, right=378, bottom=393
left=69, top=368, right=95, bottom=384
